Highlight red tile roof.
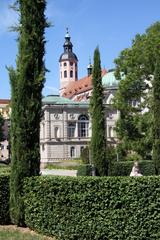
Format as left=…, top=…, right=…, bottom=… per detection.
left=0, top=99, right=10, bottom=105
left=62, top=69, right=107, bottom=98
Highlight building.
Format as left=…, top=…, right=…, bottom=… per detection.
left=0, top=30, right=120, bottom=165
left=40, top=30, right=120, bottom=166
left=40, top=95, right=90, bottom=167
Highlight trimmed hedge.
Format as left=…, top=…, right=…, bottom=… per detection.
left=23, top=176, right=160, bottom=240
left=109, top=160, right=155, bottom=176
left=0, top=174, right=10, bottom=224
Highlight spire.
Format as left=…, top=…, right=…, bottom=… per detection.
left=87, top=57, right=93, bottom=76
left=63, top=28, right=73, bottom=53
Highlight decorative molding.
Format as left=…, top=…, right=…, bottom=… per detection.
left=69, top=113, right=75, bottom=119
left=54, top=113, right=59, bottom=119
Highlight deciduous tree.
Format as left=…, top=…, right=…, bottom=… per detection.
left=152, top=53, right=160, bottom=174
left=114, top=22, right=160, bottom=160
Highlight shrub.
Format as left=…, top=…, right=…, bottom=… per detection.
left=77, top=164, right=92, bottom=176
left=24, top=176, right=160, bottom=240
left=80, top=146, right=90, bottom=164
left=109, top=160, right=155, bottom=176
left=0, top=165, right=11, bottom=174
left=0, top=174, right=10, bottom=224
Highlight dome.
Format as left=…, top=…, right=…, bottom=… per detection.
left=59, top=52, right=78, bottom=62
left=59, top=29, right=78, bottom=62
left=102, top=71, right=120, bottom=88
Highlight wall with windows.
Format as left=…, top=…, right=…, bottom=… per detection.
left=40, top=103, right=90, bottom=165
left=59, top=60, right=78, bottom=92
left=40, top=93, right=119, bottom=166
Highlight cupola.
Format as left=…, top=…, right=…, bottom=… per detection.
left=59, top=29, right=78, bottom=95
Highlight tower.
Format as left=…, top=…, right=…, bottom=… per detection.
left=59, top=29, right=78, bottom=94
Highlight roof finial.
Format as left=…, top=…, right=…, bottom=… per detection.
left=66, top=27, right=69, bottom=34
left=87, top=56, right=93, bottom=76
left=65, top=27, right=70, bottom=39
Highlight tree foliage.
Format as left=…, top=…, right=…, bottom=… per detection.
left=114, top=22, right=160, bottom=160
left=9, top=0, right=47, bottom=225
left=90, top=47, right=107, bottom=176
left=152, top=53, right=160, bottom=174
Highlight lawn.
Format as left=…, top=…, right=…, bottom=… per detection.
left=0, top=226, right=56, bottom=240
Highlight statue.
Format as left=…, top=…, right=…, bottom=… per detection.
left=130, top=161, right=142, bottom=176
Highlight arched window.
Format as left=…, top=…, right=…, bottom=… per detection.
left=78, top=115, right=89, bottom=138
left=70, top=70, right=73, bottom=78
left=64, top=62, right=67, bottom=66
left=70, top=146, right=75, bottom=158
left=70, top=62, right=73, bottom=66
left=55, top=127, right=59, bottom=139
left=64, top=70, right=67, bottom=78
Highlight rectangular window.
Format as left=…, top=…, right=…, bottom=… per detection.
left=67, top=122, right=76, bottom=138
left=78, top=122, right=89, bottom=137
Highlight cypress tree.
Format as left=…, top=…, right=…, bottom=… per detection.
left=9, top=0, right=47, bottom=225
left=90, top=47, right=107, bottom=176
left=152, top=53, right=160, bottom=175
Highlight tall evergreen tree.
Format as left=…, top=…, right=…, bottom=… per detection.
left=9, top=0, right=47, bottom=225
left=152, top=53, right=160, bottom=175
left=90, top=47, right=107, bottom=176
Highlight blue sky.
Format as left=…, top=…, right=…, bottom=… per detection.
left=1, top=0, right=160, bottom=99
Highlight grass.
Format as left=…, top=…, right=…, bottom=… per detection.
left=46, top=159, right=84, bottom=170
left=0, top=225, right=56, bottom=240
left=46, top=164, right=81, bottom=170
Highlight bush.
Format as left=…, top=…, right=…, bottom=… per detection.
left=0, top=165, right=11, bottom=174
left=77, top=164, right=92, bottom=176
left=80, top=146, right=89, bottom=164
left=24, top=176, right=160, bottom=240
left=109, top=160, right=155, bottom=176
left=0, top=174, right=10, bottom=224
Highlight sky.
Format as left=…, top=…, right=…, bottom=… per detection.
left=0, top=0, right=160, bottom=99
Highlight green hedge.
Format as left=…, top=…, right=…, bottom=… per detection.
left=0, top=174, right=10, bottom=224
left=23, top=176, right=160, bottom=240
left=109, top=160, right=155, bottom=176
